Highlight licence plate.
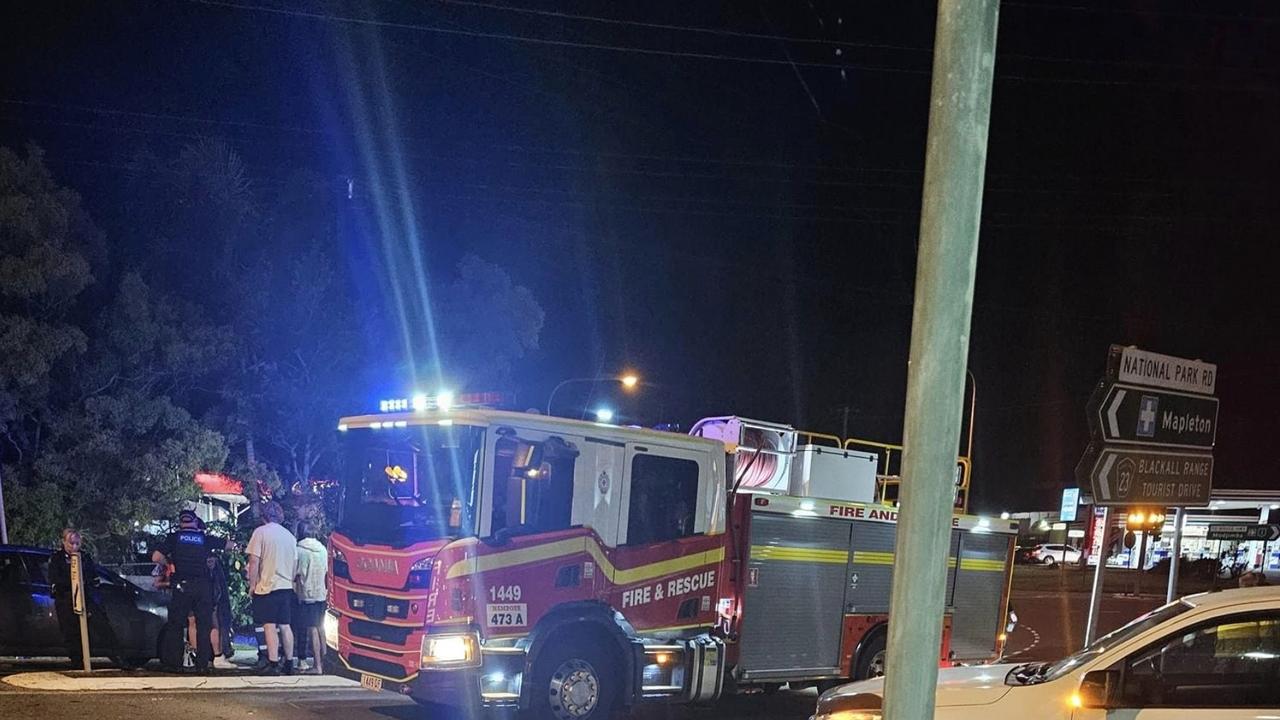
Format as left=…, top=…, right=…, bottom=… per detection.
left=360, top=674, right=383, bottom=692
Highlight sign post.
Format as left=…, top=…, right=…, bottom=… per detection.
left=70, top=553, right=91, bottom=673
left=1077, top=346, right=1218, bottom=642
left=1166, top=508, right=1184, bottom=603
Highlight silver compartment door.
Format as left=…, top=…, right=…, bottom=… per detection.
left=737, top=513, right=852, bottom=678
left=950, top=532, right=1011, bottom=660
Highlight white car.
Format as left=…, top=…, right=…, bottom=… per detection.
left=1030, top=543, right=1081, bottom=566
left=813, top=586, right=1280, bottom=719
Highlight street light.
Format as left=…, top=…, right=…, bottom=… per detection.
left=546, top=373, right=642, bottom=416
left=594, top=408, right=615, bottom=423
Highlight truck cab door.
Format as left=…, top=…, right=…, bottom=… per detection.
left=604, top=442, right=723, bottom=634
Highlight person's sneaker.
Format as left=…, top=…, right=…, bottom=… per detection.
left=262, top=661, right=282, bottom=676
left=280, top=658, right=295, bottom=676
left=212, top=656, right=237, bottom=670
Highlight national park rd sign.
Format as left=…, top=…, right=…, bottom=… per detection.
left=1078, top=346, right=1217, bottom=507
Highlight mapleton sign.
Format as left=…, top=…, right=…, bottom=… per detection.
left=1077, top=346, right=1217, bottom=508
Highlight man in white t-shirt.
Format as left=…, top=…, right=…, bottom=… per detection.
left=246, top=501, right=297, bottom=675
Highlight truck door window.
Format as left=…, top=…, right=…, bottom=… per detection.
left=627, top=454, right=699, bottom=545
left=491, top=435, right=578, bottom=537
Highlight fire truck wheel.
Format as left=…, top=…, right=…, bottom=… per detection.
left=854, top=633, right=887, bottom=680
left=527, top=638, right=618, bottom=720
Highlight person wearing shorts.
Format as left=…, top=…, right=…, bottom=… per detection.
left=293, top=521, right=328, bottom=674
left=246, top=501, right=297, bottom=675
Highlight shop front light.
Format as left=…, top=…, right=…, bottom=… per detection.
left=421, top=632, right=481, bottom=669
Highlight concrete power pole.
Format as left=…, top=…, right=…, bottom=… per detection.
left=881, top=2, right=1000, bottom=719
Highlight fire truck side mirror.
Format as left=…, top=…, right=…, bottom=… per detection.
left=484, top=527, right=514, bottom=547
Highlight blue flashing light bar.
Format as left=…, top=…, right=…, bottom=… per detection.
left=378, top=391, right=509, bottom=414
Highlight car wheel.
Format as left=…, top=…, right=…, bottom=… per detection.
left=854, top=632, right=887, bottom=680
left=1041, top=555, right=1056, bottom=566
left=525, top=637, right=618, bottom=720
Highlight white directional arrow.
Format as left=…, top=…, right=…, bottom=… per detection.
left=1094, top=452, right=1116, bottom=502
left=1106, top=388, right=1125, bottom=439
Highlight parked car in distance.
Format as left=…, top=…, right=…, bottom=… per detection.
left=1030, top=544, right=1081, bottom=566
left=1014, top=546, right=1038, bottom=564
left=813, top=586, right=1280, bottom=719
left=0, top=545, right=168, bottom=667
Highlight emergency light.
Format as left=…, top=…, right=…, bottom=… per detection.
left=378, top=390, right=508, bottom=413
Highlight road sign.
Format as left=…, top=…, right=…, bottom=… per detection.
left=1060, top=487, right=1080, bottom=522
left=1206, top=524, right=1280, bottom=542
left=1082, top=445, right=1213, bottom=507
left=1109, top=345, right=1216, bottom=396
left=1091, top=383, right=1218, bottom=449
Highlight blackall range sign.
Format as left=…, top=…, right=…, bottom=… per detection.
left=1077, top=346, right=1218, bottom=508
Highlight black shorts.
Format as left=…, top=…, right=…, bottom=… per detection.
left=295, top=600, right=325, bottom=629
left=252, top=589, right=294, bottom=625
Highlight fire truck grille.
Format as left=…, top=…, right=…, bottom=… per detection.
left=348, top=618, right=413, bottom=646
left=347, top=592, right=411, bottom=620
left=348, top=652, right=414, bottom=681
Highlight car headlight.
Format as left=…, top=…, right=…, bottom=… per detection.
left=323, top=611, right=340, bottom=650
left=814, top=691, right=883, bottom=720
left=421, top=632, right=482, bottom=669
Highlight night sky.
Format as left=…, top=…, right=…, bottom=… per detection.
left=3, top=1, right=1278, bottom=513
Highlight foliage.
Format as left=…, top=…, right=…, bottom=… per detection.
left=206, top=518, right=253, bottom=630
left=433, top=254, right=546, bottom=388
left=0, top=146, right=229, bottom=558
left=0, top=140, right=547, bottom=554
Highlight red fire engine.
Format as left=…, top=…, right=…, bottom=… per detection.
left=323, top=406, right=1016, bottom=719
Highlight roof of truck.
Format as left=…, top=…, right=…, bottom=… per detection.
left=338, top=408, right=725, bottom=452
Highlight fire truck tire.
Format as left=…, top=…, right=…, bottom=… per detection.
left=853, top=632, right=887, bottom=681
left=525, top=637, right=619, bottom=720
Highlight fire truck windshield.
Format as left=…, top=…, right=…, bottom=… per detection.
left=336, top=423, right=484, bottom=546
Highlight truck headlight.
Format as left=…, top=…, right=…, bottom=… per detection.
left=323, top=611, right=340, bottom=650
left=421, top=632, right=481, bottom=669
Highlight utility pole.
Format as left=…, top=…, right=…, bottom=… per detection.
left=881, top=2, right=999, bottom=719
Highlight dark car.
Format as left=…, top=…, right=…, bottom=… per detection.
left=0, top=545, right=168, bottom=667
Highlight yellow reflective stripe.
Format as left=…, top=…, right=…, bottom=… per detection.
left=446, top=537, right=588, bottom=579
left=852, top=551, right=896, bottom=565
left=751, top=545, right=849, bottom=564
left=960, top=558, right=1007, bottom=572
left=445, top=536, right=725, bottom=586
left=588, top=544, right=726, bottom=585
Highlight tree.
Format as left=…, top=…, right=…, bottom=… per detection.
left=0, top=146, right=230, bottom=556
left=431, top=254, right=546, bottom=389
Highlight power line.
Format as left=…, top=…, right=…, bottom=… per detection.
left=182, top=0, right=930, bottom=75
left=10, top=104, right=1274, bottom=198
left=428, top=0, right=926, bottom=52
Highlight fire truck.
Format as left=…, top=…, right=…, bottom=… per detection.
left=323, top=404, right=1017, bottom=719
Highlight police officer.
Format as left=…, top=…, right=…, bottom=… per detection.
left=153, top=510, right=226, bottom=673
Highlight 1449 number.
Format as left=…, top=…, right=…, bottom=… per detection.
left=488, top=584, right=522, bottom=602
